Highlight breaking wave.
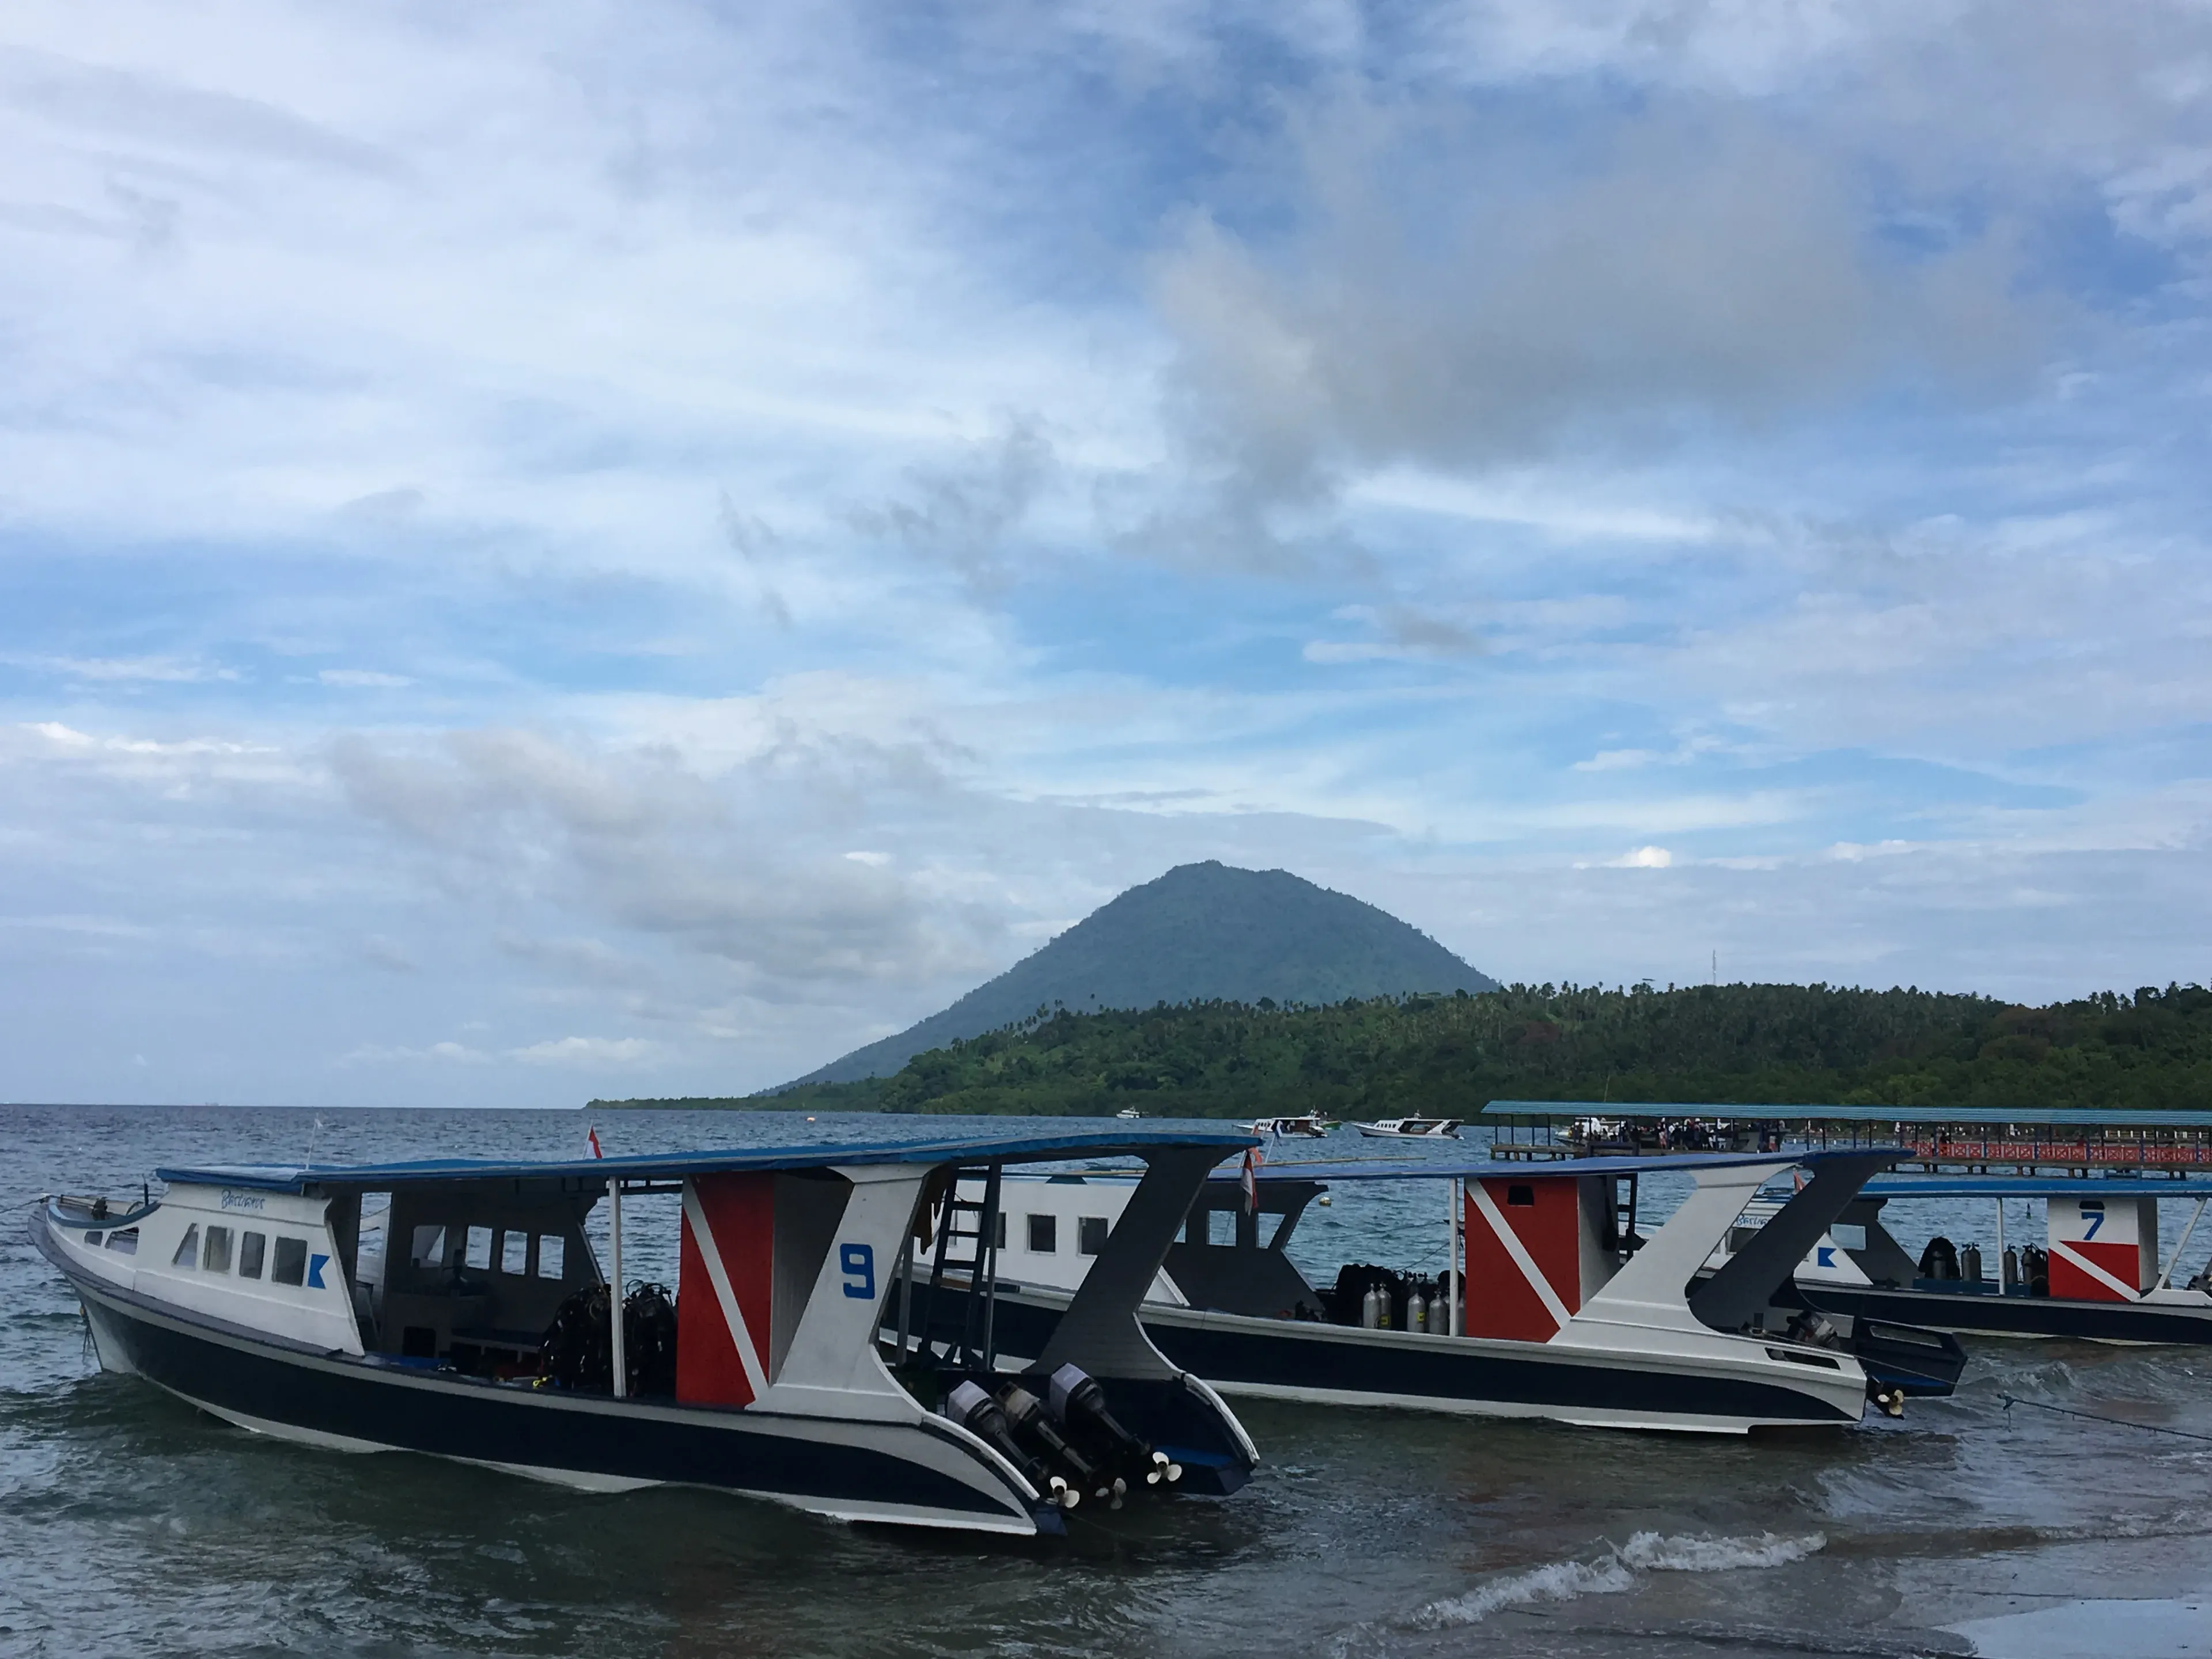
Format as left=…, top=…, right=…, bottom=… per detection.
left=1410, top=1529, right=1827, bottom=1629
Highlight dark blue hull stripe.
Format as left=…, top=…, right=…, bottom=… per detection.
left=60, top=1271, right=1021, bottom=1521
left=1805, top=1285, right=2212, bottom=1344
left=930, top=1284, right=1856, bottom=1425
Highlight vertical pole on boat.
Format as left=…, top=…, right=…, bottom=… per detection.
left=1994, top=1196, right=2005, bottom=1289
left=1446, top=1175, right=1461, bottom=1336
left=979, top=1163, right=1003, bottom=1372
left=2155, top=1196, right=2208, bottom=1292
left=608, top=1176, right=626, bottom=1400
left=895, top=1231, right=914, bottom=1359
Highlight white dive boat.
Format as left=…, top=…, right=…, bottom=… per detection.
left=1355, top=1117, right=1461, bottom=1139
left=1734, top=1175, right=2212, bottom=1345
left=1243, top=1115, right=1336, bottom=1138
left=918, top=1149, right=1951, bottom=1431
left=35, top=1130, right=1261, bottom=1537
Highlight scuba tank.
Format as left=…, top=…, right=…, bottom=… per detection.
left=943, top=1381, right=1076, bottom=1508
left=1360, top=1285, right=1381, bottom=1328
left=2002, top=1247, right=2021, bottom=1291
left=1960, top=1243, right=1983, bottom=1284
left=1406, top=1287, right=1428, bottom=1334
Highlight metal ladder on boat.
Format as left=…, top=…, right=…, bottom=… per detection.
left=906, top=1164, right=1005, bottom=1371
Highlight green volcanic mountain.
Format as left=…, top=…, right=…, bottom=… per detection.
left=779, top=861, right=1497, bottom=1087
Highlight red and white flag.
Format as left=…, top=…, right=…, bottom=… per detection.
left=1241, top=1144, right=1262, bottom=1213
left=586, top=1124, right=604, bottom=1159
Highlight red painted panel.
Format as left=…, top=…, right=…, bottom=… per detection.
left=2049, top=1238, right=2143, bottom=1302
left=1462, top=1178, right=1582, bottom=1343
left=676, top=1172, right=775, bottom=1406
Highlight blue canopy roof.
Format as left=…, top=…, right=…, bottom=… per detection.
left=158, top=1127, right=1259, bottom=1194
left=1482, top=1101, right=2212, bottom=1130
left=1203, top=1147, right=1904, bottom=1184
left=1863, top=1177, right=2212, bottom=1199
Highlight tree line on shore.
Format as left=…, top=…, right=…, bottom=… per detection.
left=593, top=980, right=2212, bottom=1119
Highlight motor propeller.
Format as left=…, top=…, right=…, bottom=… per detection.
left=1046, top=1362, right=1180, bottom=1485
left=942, top=1380, right=1078, bottom=1508
left=998, top=1382, right=1120, bottom=1503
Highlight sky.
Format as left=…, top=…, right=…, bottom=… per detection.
left=3, top=2, right=2210, bottom=1108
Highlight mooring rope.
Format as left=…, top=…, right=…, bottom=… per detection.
left=2001, top=1392, right=2212, bottom=1445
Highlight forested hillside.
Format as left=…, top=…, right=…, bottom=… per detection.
left=604, top=980, right=2212, bottom=1118
left=780, top=860, right=1494, bottom=1086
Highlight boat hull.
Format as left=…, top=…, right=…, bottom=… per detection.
left=1801, top=1282, right=2212, bottom=1345
left=934, top=1279, right=1863, bottom=1433
left=44, top=1226, right=1046, bottom=1535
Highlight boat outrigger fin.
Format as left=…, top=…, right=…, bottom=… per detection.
left=1690, top=1151, right=1898, bottom=1332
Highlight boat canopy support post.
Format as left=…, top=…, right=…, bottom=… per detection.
left=608, top=1175, right=626, bottom=1400
left=1686, top=1153, right=1895, bottom=1332
left=894, top=1232, right=914, bottom=1358
left=976, top=1163, right=1003, bottom=1372
left=1446, top=1175, right=1462, bottom=1336
left=1035, top=1146, right=1222, bottom=1380
left=2155, top=1196, right=2209, bottom=1292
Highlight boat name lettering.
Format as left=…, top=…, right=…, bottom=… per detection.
left=220, top=1190, right=267, bottom=1213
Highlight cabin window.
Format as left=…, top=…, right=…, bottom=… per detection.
left=464, top=1225, right=494, bottom=1271
left=1028, top=1214, right=1057, bottom=1254
left=1507, top=1185, right=1535, bottom=1208
left=84, top=1232, right=102, bottom=1247
left=171, top=1225, right=200, bottom=1268
left=106, top=1228, right=139, bottom=1255
left=410, top=1225, right=447, bottom=1268
left=1209, top=1210, right=1236, bottom=1246
left=1079, top=1217, right=1109, bottom=1256
left=501, top=1231, right=529, bottom=1275
left=1830, top=1224, right=1868, bottom=1251
left=238, top=1232, right=266, bottom=1278
left=271, top=1236, right=308, bottom=1286
left=203, top=1225, right=233, bottom=1273
left=993, top=1213, right=1007, bottom=1252
left=536, top=1234, right=565, bottom=1279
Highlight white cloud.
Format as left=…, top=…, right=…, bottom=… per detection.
left=1608, top=846, right=1674, bottom=869
left=507, top=1035, right=660, bottom=1068
left=319, top=669, right=414, bottom=688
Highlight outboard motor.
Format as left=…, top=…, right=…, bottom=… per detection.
left=1045, top=1363, right=1180, bottom=1486
left=1785, top=1309, right=1839, bottom=1348
left=943, top=1381, right=1077, bottom=1509
left=999, top=1383, right=1113, bottom=1502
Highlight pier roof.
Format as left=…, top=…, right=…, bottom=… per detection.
left=1482, top=1102, right=2212, bottom=1130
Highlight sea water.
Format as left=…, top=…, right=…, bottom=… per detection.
left=4, top=1104, right=2210, bottom=1658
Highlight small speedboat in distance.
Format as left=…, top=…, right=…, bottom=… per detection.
left=1355, top=1117, right=1461, bottom=1139
left=921, top=1148, right=1953, bottom=1431
left=1244, top=1115, right=1336, bottom=1138
left=35, top=1128, right=1262, bottom=1537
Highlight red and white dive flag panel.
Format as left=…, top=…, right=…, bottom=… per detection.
left=677, top=1173, right=775, bottom=1407
left=2047, top=1195, right=2157, bottom=1302
left=1462, top=1175, right=1608, bottom=1342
